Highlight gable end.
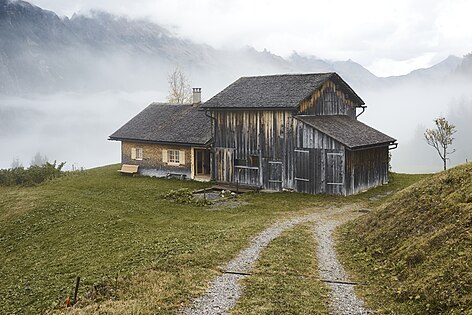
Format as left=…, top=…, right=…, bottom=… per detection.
left=299, top=79, right=359, bottom=117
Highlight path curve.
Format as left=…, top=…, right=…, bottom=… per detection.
left=184, top=206, right=369, bottom=315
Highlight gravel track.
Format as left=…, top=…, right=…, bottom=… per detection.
left=184, top=206, right=369, bottom=315
left=184, top=212, right=327, bottom=315
left=315, top=219, right=371, bottom=315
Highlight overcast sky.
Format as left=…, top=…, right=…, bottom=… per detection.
left=28, top=0, right=472, bottom=77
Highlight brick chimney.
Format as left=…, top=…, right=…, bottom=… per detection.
left=192, top=88, right=201, bottom=105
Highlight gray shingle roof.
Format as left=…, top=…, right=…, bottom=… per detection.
left=296, top=115, right=396, bottom=149
left=109, top=103, right=212, bottom=145
left=203, top=73, right=364, bottom=109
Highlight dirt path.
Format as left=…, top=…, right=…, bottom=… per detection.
left=315, top=218, right=371, bottom=315
left=183, top=206, right=369, bottom=315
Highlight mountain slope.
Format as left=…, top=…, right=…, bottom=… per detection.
left=338, top=163, right=472, bottom=314
left=0, top=0, right=467, bottom=95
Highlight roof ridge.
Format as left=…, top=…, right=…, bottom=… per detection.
left=150, top=102, right=193, bottom=106
left=239, top=72, right=336, bottom=79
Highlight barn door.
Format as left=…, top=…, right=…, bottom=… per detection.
left=326, top=151, right=344, bottom=195
left=294, top=149, right=312, bottom=194
left=267, top=161, right=283, bottom=191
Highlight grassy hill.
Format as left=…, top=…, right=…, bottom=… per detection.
left=0, top=164, right=429, bottom=314
left=338, top=163, right=472, bottom=314
left=0, top=164, right=339, bottom=314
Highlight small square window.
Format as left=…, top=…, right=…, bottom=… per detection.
left=168, top=149, right=180, bottom=164
left=136, top=148, right=143, bottom=160
left=131, top=147, right=143, bottom=160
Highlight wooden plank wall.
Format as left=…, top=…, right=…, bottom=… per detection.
left=299, top=80, right=357, bottom=117
left=267, top=161, right=283, bottom=190
left=293, top=148, right=345, bottom=195
left=295, top=120, right=343, bottom=150
left=294, top=121, right=346, bottom=195
left=214, top=147, right=234, bottom=183
left=345, top=147, right=389, bottom=195
left=213, top=110, right=295, bottom=189
left=325, top=151, right=345, bottom=195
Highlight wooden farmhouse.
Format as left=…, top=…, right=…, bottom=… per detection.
left=110, top=73, right=397, bottom=195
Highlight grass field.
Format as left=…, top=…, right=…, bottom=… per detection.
left=337, top=163, right=472, bottom=314
left=0, top=165, right=428, bottom=314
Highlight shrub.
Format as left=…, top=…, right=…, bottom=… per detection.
left=0, top=161, right=65, bottom=186
left=163, top=188, right=211, bottom=206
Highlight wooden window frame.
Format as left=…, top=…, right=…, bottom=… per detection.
left=164, top=149, right=185, bottom=166
left=131, top=147, right=143, bottom=161
left=234, top=158, right=247, bottom=166
left=168, top=149, right=180, bottom=165
left=249, top=155, right=260, bottom=168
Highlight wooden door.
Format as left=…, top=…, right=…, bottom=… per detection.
left=195, top=149, right=210, bottom=175
left=267, top=161, right=283, bottom=191
left=294, top=149, right=312, bottom=194
left=326, top=151, right=344, bottom=195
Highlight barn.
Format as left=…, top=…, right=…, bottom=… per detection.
left=202, top=72, right=397, bottom=195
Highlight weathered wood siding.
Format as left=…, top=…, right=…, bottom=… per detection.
left=299, top=80, right=357, bottom=117
left=295, top=119, right=343, bottom=150
left=345, top=147, right=389, bottom=195
left=293, top=148, right=346, bottom=195
left=214, top=147, right=234, bottom=183
left=213, top=110, right=294, bottom=189
left=294, top=120, right=346, bottom=195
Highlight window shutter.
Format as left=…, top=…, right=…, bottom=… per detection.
left=131, top=148, right=136, bottom=160
left=162, top=149, right=168, bottom=163
left=179, top=150, right=185, bottom=165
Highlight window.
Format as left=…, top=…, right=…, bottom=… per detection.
left=169, top=149, right=180, bottom=164
left=234, top=158, right=247, bottom=166
left=163, top=149, right=185, bottom=166
left=249, top=155, right=259, bottom=167
left=131, top=147, right=143, bottom=160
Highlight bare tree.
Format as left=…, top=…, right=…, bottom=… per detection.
left=30, top=152, right=48, bottom=166
left=167, top=67, right=192, bottom=104
left=424, top=117, right=456, bottom=170
left=10, top=157, right=23, bottom=169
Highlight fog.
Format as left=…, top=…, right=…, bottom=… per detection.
left=2, top=0, right=472, bottom=174
left=358, top=78, right=472, bottom=173
left=0, top=91, right=164, bottom=170
left=1, top=78, right=471, bottom=173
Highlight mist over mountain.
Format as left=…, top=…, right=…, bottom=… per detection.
left=0, top=0, right=471, bottom=172
left=1, top=0, right=467, bottom=96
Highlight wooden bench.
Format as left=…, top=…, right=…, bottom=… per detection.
left=166, top=172, right=187, bottom=180
left=118, top=164, right=139, bottom=175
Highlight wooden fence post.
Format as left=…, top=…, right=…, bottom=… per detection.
left=73, top=276, right=80, bottom=305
